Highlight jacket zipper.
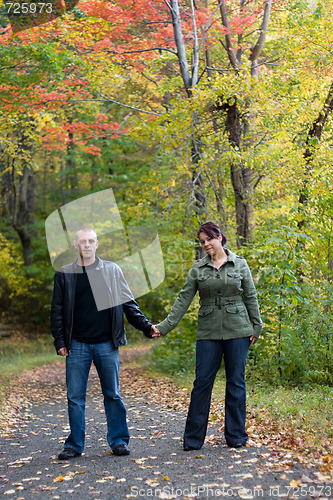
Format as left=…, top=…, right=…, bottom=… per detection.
left=68, top=273, right=77, bottom=354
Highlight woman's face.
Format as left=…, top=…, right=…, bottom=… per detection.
left=198, top=231, right=222, bottom=256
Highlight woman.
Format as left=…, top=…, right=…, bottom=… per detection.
left=155, top=221, right=262, bottom=450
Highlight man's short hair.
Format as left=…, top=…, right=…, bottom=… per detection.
left=75, top=226, right=97, bottom=240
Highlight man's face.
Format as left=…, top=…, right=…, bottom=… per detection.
left=74, top=230, right=98, bottom=263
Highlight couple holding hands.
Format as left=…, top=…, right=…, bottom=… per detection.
left=51, top=221, right=262, bottom=460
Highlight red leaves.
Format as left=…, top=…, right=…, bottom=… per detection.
left=41, top=115, right=124, bottom=154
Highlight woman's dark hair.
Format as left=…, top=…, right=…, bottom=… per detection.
left=198, top=221, right=227, bottom=247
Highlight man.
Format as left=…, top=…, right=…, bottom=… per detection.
left=51, top=226, right=159, bottom=459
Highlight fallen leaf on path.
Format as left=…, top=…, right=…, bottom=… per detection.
left=300, top=475, right=313, bottom=483
left=231, top=473, right=253, bottom=478
left=238, top=489, right=254, bottom=499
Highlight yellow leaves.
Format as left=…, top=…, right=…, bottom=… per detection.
left=54, top=470, right=85, bottom=482
left=0, top=232, right=33, bottom=298
left=6, top=456, right=33, bottom=467
left=162, top=475, right=170, bottom=481
left=144, top=478, right=159, bottom=487
left=96, top=476, right=115, bottom=483
left=34, top=112, right=55, bottom=133
left=134, top=456, right=159, bottom=470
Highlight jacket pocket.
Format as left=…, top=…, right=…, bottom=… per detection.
left=225, top=304, right=253, bottom=330
left=198, top=305, right=214, bottom=317
left=226, top=272, right=243, bottom=291
left=227, top=272, right=242, bottom=281
left=225, top=305, right=241, bottom=314
left=198, top=274, right=210, bottom=290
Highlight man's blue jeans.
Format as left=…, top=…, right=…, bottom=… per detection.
left=183, top=337, right=250, bottom=449
left=64, top=339, right=129, bottom=453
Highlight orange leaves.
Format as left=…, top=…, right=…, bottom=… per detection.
left=321, top=455, right=332, bottom=474
left=53, top=474, right=64, bottom=482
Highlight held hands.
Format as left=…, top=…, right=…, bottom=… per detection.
left=58, top=329, right=162, bottom=350
left=150, top=325, right=162, bottom=339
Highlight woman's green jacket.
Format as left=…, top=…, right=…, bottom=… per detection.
left=156, top=249, right=262, bottom=340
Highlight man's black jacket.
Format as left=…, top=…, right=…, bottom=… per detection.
left=50, top=257, right=152, bottom=353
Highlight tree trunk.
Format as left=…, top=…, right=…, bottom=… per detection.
left=223, top=100, right=254, bottom=246
left=67, top=117, right=78, bottom=193
left=166, top=0, right=206, bottom=220
left=296, top=82, right=333, bottom=282
left=0, top=153, right=13, bottom=218
left=218, top=0, right=272, bottom=246
left=12, top=162, right=35, bottom=266
left=1, top=123, right=36, bottom=266
left=298, top=81, right=333, bottom=230
left=168, top=0, right=192, bottom=95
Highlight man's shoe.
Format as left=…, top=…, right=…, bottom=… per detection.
left=58, top=448, right=81, bottom=460
left=112, top=444, right=130, bottom=456
left=183, top=445, right=200, bottom=451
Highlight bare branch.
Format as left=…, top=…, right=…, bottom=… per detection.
left=117, top=47, right=177, bottom=56
left=250, top=0, right=272, bottom=77
left=253, top=174, right=265, bottom=190
left=206, top=66, right=237, bottom=73
left=167, top=0, right=192, bottom=95
left=95, top=90, right=161, bottom=116
left=191, top=0, right=199, bottom=87
left=197, top=66, right=208, bottom=84
left=236, top=0, right=247, bottom=62
left=219, top=0, right=241, bottom=71
left=140, top=72, right=159, bottom=86
left=198, top=1, right=224, bottom=53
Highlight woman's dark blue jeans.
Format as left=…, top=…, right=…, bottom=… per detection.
left=183, top=337, right=250, bottom=449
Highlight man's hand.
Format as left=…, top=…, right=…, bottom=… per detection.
left=150, top=325, right=162, bottom=338
left=58, top=347, right=69, bottom=356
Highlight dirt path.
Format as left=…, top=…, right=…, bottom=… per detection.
left=0, top=347, right=332, bottom=499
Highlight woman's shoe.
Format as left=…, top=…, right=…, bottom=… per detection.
left=227, top=442, right=246, bottom=448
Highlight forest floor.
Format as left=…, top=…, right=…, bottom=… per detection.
left=0, top=345, right=332, bottom=499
